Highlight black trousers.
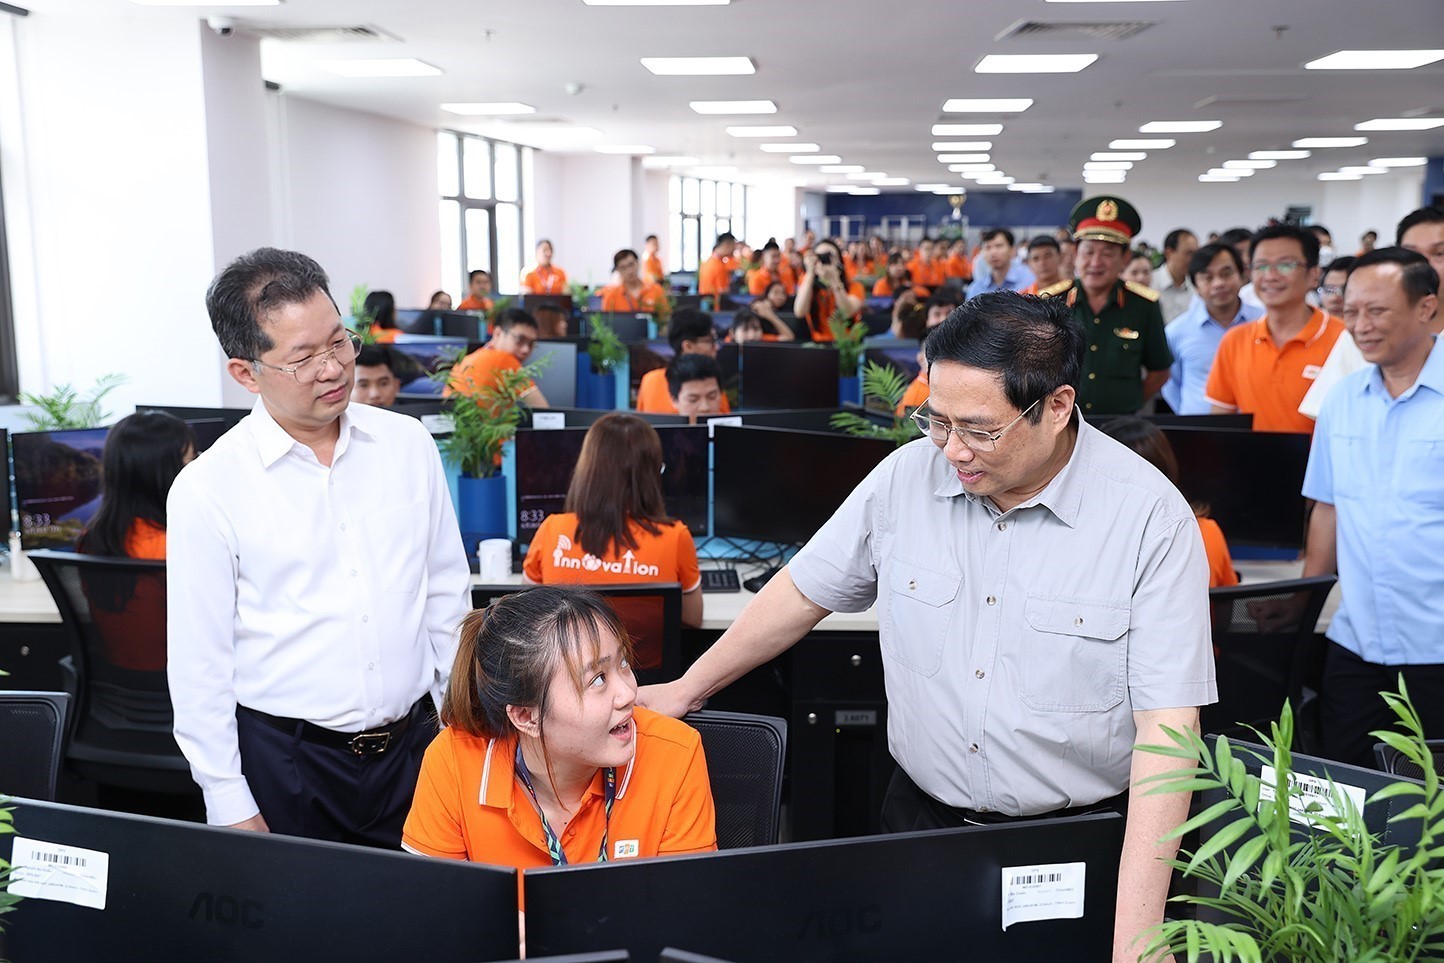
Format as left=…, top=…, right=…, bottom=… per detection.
left=879, top=764, right=1128, bottom=833
left=234, top=699, right=437, bottom=849
left=1320, top=641, right=1444, bottom=770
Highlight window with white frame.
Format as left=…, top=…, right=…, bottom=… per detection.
left=438, top=131, right=531, bottom=299
left=668, top=176, right=747, bottom=273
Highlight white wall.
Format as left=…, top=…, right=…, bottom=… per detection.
left=277, top=96, right=442, bottom=310
left=638, top=169, right=672, bottom=269
left=6, top=7, right=224, bottom=411
left=1318, top=171, right=1427, bottom=250
left=744, top=180, right=803, bottom=249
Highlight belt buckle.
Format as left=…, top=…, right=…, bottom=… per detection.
left=349, top=731, right=391, bottom=756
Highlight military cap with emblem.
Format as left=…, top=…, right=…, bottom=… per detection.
left=1069, top=195, right=1142, bottom=247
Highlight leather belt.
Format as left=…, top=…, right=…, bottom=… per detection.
left=239, top=697, right=428, bottom=756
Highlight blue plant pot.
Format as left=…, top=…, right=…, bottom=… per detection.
left=838, top=375, right=861, bottom=406
left=456, top=473, right=508, bottom=551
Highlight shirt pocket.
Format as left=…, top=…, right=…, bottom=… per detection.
left=1332, top=435, right=1369, bottom=501
left=1021, top=594, right=1129, bottom=712
left=1398, top=439, right=1444, bottom=509
left=360, top=503, right=427, bottom=594
left=883, top=560, right=961, bottom=678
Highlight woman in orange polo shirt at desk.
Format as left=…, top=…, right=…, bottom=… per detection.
left=524, top=414, right=704, bottom=629
left=77, top=411, right=197, bottom=671
left=401, top=588, right=716, bottom=875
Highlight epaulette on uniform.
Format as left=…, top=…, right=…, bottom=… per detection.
left=1037, top=279, right=1075, bottom=298
left=1123, top=280, right=1160, bottom=302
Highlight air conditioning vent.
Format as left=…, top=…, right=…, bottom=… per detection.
left=251, top=25, right=400, bottom=44
left=996, top=20, right=1157, bottom=42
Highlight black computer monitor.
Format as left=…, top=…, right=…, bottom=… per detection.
left=11, top=427, right=109, bottom=550
left=863, top=342, right=922, bottom=383
left=531, top=340, right=580, bottom=408
left=391, top=338, right=473, bottom=375
left=1089, top=413, right=1254, bottom=432
left=712, top=426, right=894, bottom=545
left=1161, top=428, right=1311, bottom=549
left=523, top=294, right=575, bottom=317
left=525, top=814, right=1123, bottom=961
left=519, top=408, right=687, bottom=429
left=394, top=308, right=434, bottom=335
left=137, top=405, right=250, bottom=434
left=0, top=797, right=519, bottom=962
left=717, top=408, right=848, bottom=433
left=584, top=313, right=651, bottom=343
left=435, top=310, right=485, bottom=340
left=0, top=428, right=10, bottom=533
left=514, top=425, right=710, bottom=541
left=739, top=343, right=840, bottom=410
left=184, top=418, right=228, bottom=453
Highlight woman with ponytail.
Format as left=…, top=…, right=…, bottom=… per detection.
left=402, top=586, right=716, bottom=871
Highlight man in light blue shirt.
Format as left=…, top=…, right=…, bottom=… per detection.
left=967, top=228, right=1034, bottom=299
left=1302, top=247, right=1444, bottom=767
left=1162, top=243, right=1264, bottom=414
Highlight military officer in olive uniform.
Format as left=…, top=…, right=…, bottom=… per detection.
left=1038, top=196, right=1172, bottom=415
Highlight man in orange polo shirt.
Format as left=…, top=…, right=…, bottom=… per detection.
left=446, top=308, right=550, bottom=407
left=747, top=243, right=796, bottom=296
left=642, top=234, right=665, bottom=285
left=907, top=238, right=948, bottom=293
left=943, top=238, right=973, bottom=285
left=697, top=233, right=737, bottom=298
left=521, top=240, right=567, bottom=295
left=457, top=269, right=494, bottom=312
left=635, top=309, right=731, bottom=413
left=1019, top=236, right=1066, bottom=295
left=1206, top=224, right=1344, bottom=433
left=599, top=248, right=668, bottom=313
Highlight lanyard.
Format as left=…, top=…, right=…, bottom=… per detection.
left=514, top=743, right=616, bottom=866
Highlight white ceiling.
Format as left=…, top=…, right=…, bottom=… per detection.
left=90, top=1, right=1444, bottom=190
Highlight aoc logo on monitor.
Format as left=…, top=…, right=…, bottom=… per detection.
left=796, top=902, right=883, bottom=941
left=188, top=892, right=265, bottom=929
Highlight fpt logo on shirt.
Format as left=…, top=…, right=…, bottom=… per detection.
left=551, top=534, right=660, bottom=577
left=614, top=839, right=640, bottom=859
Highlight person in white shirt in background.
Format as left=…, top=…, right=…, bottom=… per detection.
left=1153, top=229, right=1198, bottom=324
left=168, top=247, right=470, bottom=847
left=1300, top=208, right=1444, bottom=420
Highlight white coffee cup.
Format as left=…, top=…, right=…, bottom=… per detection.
left=477, top=539, right=512, bottom=581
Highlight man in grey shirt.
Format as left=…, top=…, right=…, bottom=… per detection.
left=644, top=292, right=1215, bottom=963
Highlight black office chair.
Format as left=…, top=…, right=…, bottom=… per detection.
left=28, top=550, right=197, bottom=795
left=1373, top=740, right=1444, bottom=782
left=1203, top=575, right=1336, bottom=751
left=683, top=709, right=787, bottom=849
left=470, top=582, right=683, bottom=684
left=0, top=690, right=70, bottom=800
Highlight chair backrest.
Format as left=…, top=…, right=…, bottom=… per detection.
left=0, top=691, right=70, bottom=800
left=683, top=709, right=787, bottom=849
left=1203, top=575, right=1336, bottom=739
left=1373, top=740, right=1444, bottom=782
left=470, top=583, right=683, bottom=683
left=28, top=550, right=189, bottom=781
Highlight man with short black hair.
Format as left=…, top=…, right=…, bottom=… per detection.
left=1218, top=227, right=1262, bottom=309
left=446, top=308, right=549, bottom=407
left=1020, top=236, right=1064, bottom=294
left=1162, top=243, right=1264, bottom=414
left=1153, top=229, right=1198, bottom=323
left=636, top=308, right=730, bottom=414
left=966, top=228, right=1032, bottom=298
left=1303, top=246, right=1443, bottom=767
left=1206, top=224, right=1343, bottom=432
left=168, top=247, right=470, bottom=846
left=351, top=344, right=405, bottom=408
left=698, top=232, right=738, bottom=297
left=643, top=290, right=1215, bottom=963
left=457, top=270, right=493, bottom=312
left=642, top=233, right=665, bottom=285
left=665, top=353, right=725, bottom=418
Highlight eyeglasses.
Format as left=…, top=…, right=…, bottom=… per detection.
left=1318, top=284, right=1345, bottom=298
left=253, top=333, right=362, bottom=385
left=910, top=396, right=1044, bottom=452
left=1250, top=261, right=1307, bottom=276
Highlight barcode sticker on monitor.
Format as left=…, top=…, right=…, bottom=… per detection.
left=9, top=836, right=110, bottom=910
left=1000, top=861, right=1085, bottom=931
left=1259, top=765, right=1366, bottom=827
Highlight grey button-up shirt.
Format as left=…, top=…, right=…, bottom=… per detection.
left=789, top=419, right=1216, bottom=816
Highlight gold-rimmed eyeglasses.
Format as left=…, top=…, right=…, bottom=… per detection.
left=252, top=334, right=363, bottom=385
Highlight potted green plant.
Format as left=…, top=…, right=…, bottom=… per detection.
left=830, top=362, right=919, bottom=448
left=580, top=314, right=627, bottom=410
left=349, top=285, right=378, bottom=344
left=1137, top=679, right=1444, bottom=962
left=828, top=312, right=867, bottom=406
left=19, top=373, right=126, bottom=430
left=430, top=349, right=550, bottom=549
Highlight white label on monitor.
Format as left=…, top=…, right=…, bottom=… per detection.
left=532, top=412, right=566, bottom=431
left=707, top=416, right=742, bottom=438
left=419, top=414, right=450, bottom=435
left=1000, top=861, right=1085, bottom=931
left=1259, top=765, right=1366, bottom=826
left=8, top=837, right=110, bottom=910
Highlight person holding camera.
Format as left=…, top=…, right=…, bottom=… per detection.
left=794, top=237, right=864, bottom=342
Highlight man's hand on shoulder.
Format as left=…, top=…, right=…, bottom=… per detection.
left=227, top=813, right=270, bottom=833
left=636, top=681, right=705, bottom=719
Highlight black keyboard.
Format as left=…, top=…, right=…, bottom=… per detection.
left=699, top=569, right=742, bottom=594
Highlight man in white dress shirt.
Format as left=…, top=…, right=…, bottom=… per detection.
left=168, top=248, right=471, bottom=846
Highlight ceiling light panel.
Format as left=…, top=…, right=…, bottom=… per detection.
left=942, top=98, right=1034, bottom=112
left=788, top=155, right=843, bottom=164
left=1090, top=152, right=1146, bottom=161
left=938, top=154, right=991, bottom=163
left=1337, top=166, right=1387, bottom=175
left=1248, top=150, right=1311, bottom=159
left=1354, top=118, right=1444, bottom=131
left=1222, top=159, right=1276, bottom=169
left=1138, top=120, right=1221, bottom=133
left=594, top=145, right=656, bottom=154
left=932, top=141, right=993, bottom=151
left=1304, top=49, right=1444, bottom=70
left=1369, top=156, right=1427, bottom=167
left=726, top=125, right=796, bottom=137
left=819, top=165, right=864, bottom=173
left=1292, top=137, right=1369, bottom=148
left=641, top=57, right=754, bottom=75
left=690, top=100, right=776, bottom=114
left=932, top=124, right=1004, bottom=136
left=1109, top=138, right=1175, bottom=149
left=758, top=143, right=819, bottom=153
left=975, top=54, right=1098, bottom=73
left=950, top=164, right=996, bottom=172
left=1317, top=172, right=1362, bottom=180
left=1084, top=161, right=1133, bottom=170
left=1207, top=167, right=1253, bottom=176
left=873, top=177, right=909, bottom=185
